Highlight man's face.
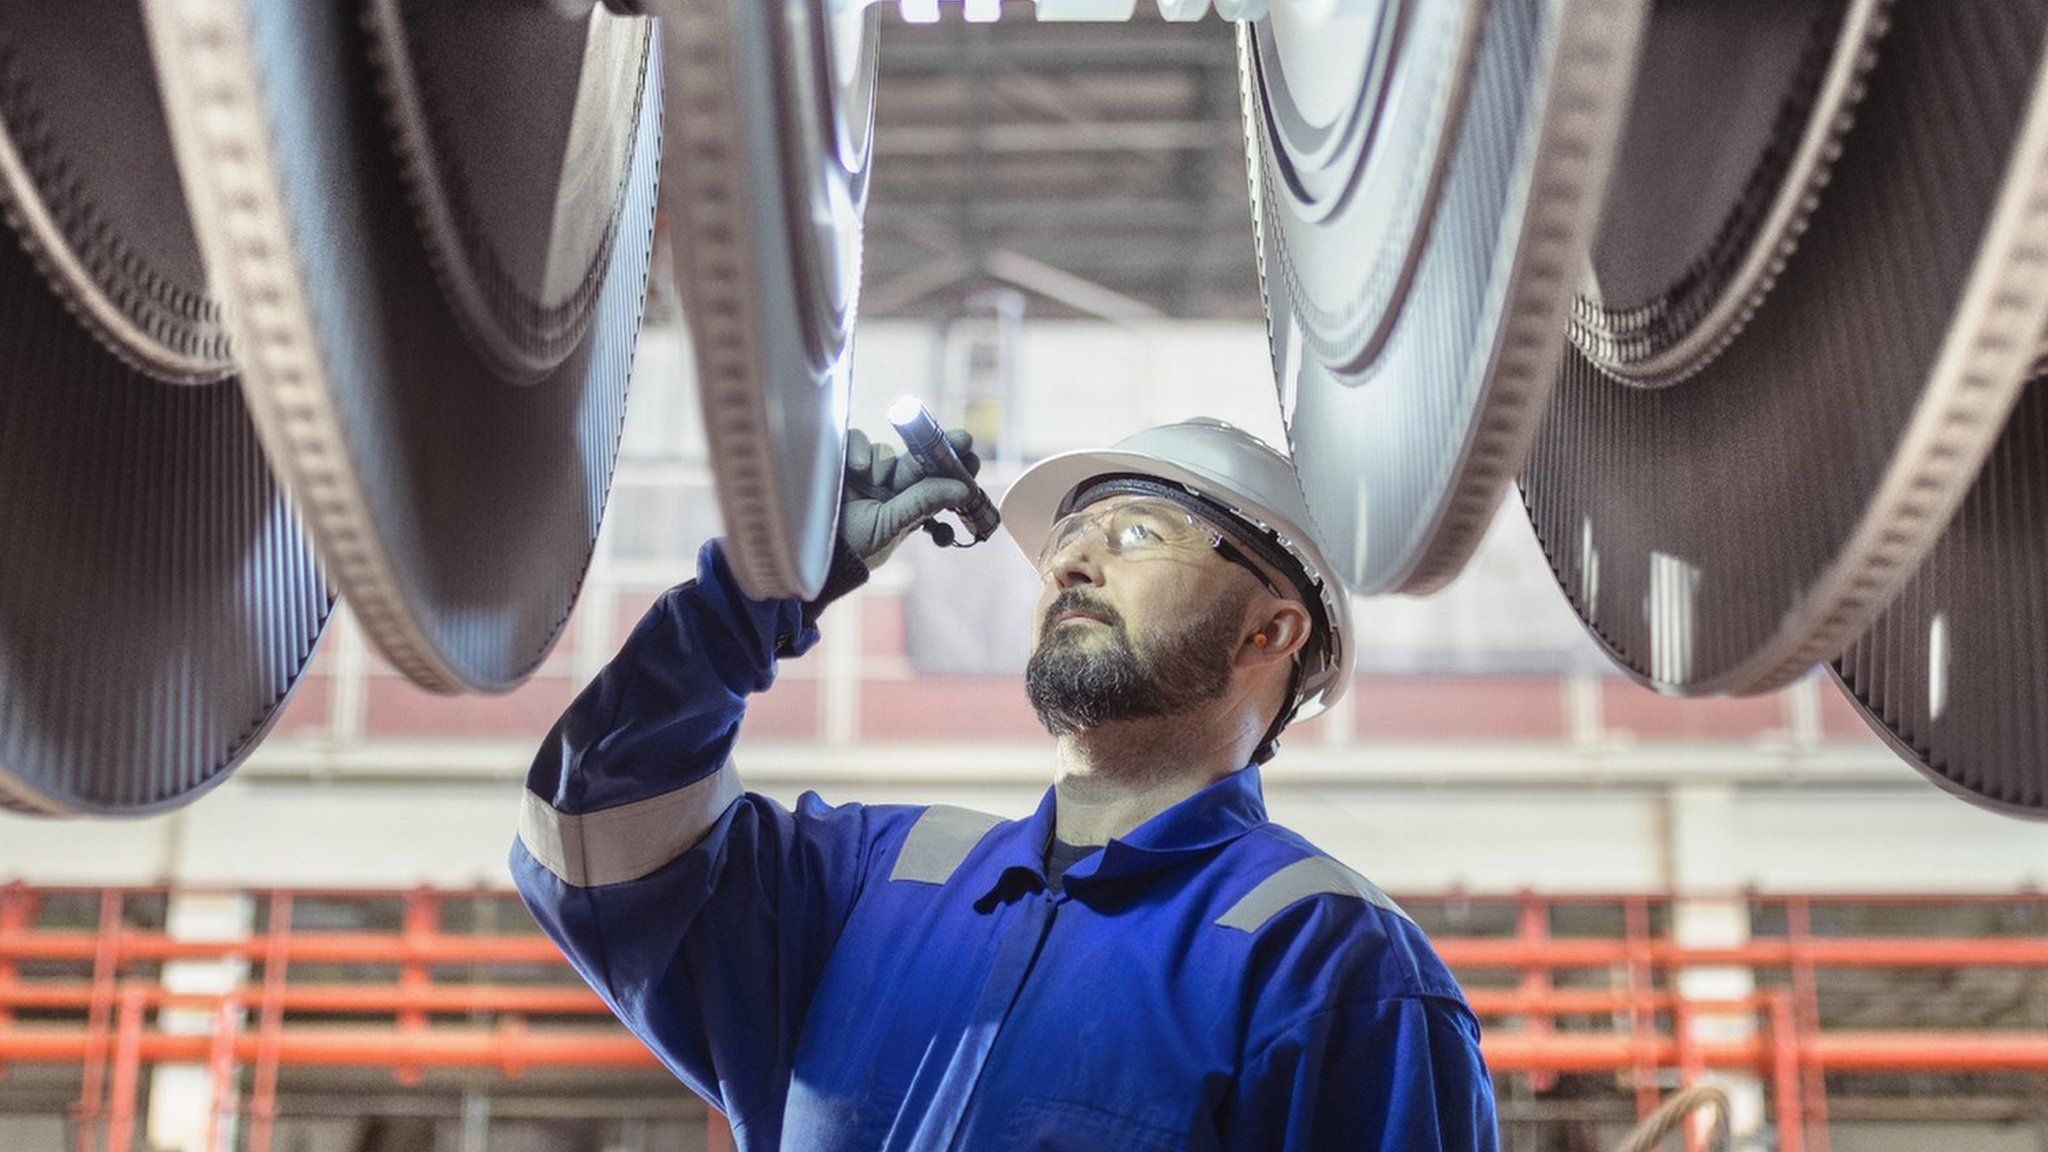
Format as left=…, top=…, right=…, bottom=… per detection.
left=1024, top=496, right=1262, bottom=737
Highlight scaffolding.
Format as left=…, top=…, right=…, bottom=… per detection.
left=0, top=885, right=2042, bottom=1151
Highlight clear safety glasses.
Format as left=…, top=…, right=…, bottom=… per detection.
left=1036, top=497, right=1283, bottom=595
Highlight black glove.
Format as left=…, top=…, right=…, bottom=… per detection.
left=801, top=426, right=981, bottom=627
left=838, top=427, right=981, bottom=562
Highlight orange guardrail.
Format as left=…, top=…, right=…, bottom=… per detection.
left=0, top=884, right=2038, bottom=1152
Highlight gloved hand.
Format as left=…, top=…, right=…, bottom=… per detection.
left=837, top=426, right=981, bottom=564
left=801, top=426, right=980, bottom=626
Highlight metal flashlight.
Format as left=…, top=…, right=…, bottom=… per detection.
left=887, top=396, right=1001, bottom=545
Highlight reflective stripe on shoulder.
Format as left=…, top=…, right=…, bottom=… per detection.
left=1216, top=856, right=1410, bottom=933
left=518, top=760, right=743, bottom=889
left=889, top=804, right=1004, bottom=884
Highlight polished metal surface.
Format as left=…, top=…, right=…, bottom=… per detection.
left=658, top=0, right=878, bottom=600
left=0, top=2, right=232, bottom=383
left=365, top=0, right=649, bottom=382
left=1832, top=375, right=2048, bottom=818
left=1248, top=0, right=1649, bottom=596
left=147, top=0, right=660, bottom=693
left=0, top=184, right=329, bottom=815
left=0, top=0, right=328, bottom=815
left=1568, top=0, right=1890, bottom=386
left=1520, top=0, right=2048, bottom=696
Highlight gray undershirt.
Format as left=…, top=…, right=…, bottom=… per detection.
left=1043, top=837, right=1101, bottom=892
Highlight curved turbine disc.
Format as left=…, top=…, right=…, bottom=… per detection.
left=1569, top=0, right=1890, bottom=385
left=0, top=3, right=232, bottom=383
left=1246, top=0, right=1649, bottom=596
left=365, top=0, right=647, bottom=383
left=147, top=0, right=661, bottom=693
left=1831, top=373, right=2048, bottom=819
left=657, top=0, right=877, bottom=600
left=0, top=4, right=329, bottom=815
left=1520, top=0, right=2048, bottom=696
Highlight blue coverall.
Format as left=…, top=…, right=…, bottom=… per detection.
left=513, top=541, right=1499, bottom=1151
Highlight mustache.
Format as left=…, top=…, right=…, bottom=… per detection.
left=1042, top=589, right=1126, bottom=636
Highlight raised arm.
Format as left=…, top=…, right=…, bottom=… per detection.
left=511, top=539, right=880, bottom=1124
left=510, top=425, right=980, bottom=1132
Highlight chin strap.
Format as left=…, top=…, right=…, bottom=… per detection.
left=1250, top=655, right=1306, bottom=764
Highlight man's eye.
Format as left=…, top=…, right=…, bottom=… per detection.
left=1117, top=522, right=1162, bottom=546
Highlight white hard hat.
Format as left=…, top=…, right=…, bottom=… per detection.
left=1002, top=418, right=1354, bottom=730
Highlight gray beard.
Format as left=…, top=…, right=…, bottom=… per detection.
left=1025, top=585, right=1248, bottom=738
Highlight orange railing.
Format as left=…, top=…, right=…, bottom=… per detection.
left=0, top=885, right=2041, bottom=1152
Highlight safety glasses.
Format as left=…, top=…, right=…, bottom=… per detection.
left=1036, top=497, right=1283, bottom=596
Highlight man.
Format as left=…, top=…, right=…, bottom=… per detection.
left=513, top=418, right=1497, bottom=1150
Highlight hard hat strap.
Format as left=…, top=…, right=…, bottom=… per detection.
left=1250, top=657, right=1305, bottom=765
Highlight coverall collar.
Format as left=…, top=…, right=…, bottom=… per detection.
left=974, top=764, right=1268, bottom=907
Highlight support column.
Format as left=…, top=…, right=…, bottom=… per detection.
left=0, top=884, right=38, bottom=1084
left=458, top=1089, right=491, bottom=1152
left=820, top=585, right=863, bottom=748
left=1667, top=784, right=1768, bottom=1150
left=147, top=893, right=253, bottom=1152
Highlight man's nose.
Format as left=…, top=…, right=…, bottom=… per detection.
left=1045, top=534, right=1105, bottom=590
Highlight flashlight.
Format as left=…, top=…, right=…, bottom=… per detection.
left=887, top=396, right=1001, bottom=545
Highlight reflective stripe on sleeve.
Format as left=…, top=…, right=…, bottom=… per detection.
left=518, top=760, right=744, bottom=888
left=1216, top=855, right=1410, bottom=932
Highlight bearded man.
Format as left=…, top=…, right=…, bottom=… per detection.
left=513, top=419, right=1497, bottom=1151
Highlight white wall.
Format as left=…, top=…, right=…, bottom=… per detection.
left=3, top=776, right=2042, bottom=895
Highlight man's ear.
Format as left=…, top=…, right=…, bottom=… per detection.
left=1237, top=599, right=1313, bottom=668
